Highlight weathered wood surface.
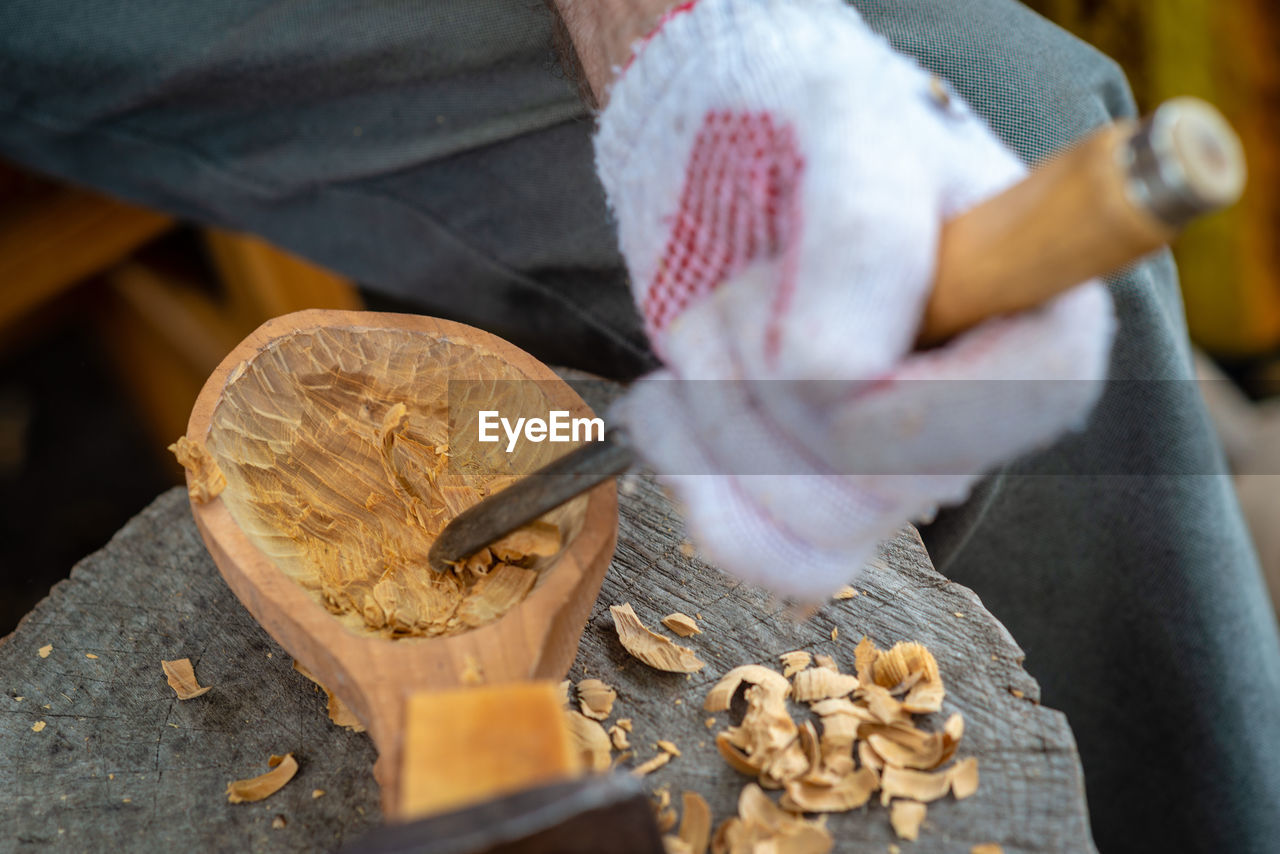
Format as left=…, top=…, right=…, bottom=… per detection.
left=0, top=373, right=1095, bottom=853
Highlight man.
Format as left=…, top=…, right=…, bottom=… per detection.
left=2, top=1, right=1277, bottom=849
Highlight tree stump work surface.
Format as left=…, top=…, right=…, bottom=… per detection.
left=0, top=481, right=1094, bottom=852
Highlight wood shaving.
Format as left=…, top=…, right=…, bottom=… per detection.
left=86, top=653, right=98, bottom=659
left=779, top=650, right=811, bottom=677
left=854, top=636, right=878, bottom=684
left=950, top=757, right=980, bottom=799
left=781, top=767, right=878, bottom=812
left=889, top=800, right=926, bottom=840
left=792, top=667, right=859, bottom=702
left=617, top=718, right=633, bottom=732
left=874, top=642, right=939, bottom=688
left=704, top=665, right=790, bottom=712
left=226, top=753, right=298, bottom=803
left=661, top=612, right=702, bottom=637
left=859, top=739, right=884, bottom=772
left=454, top=563, right=537, bottom=629
left=312, top=789, right=325, bottom=798
left=879, top=765, right=954, bottom=804
left=609, top=724, right=631, bottom=751
left=577, top=678, right=617, bottom=720
left=610, top=603, right=705, bottom=673
left=704, top=717, right=716, bottom=729
left=32, top=721, right=45, bottom=732
left=557, top=680, right=571, bottom=706
left=833, top=586, right=859, bottom=600
left=168, top=435, right=226, bottom=504
left=715, top=733, right=761, bottom=776
left=901, top=682, right=946, bottom=715
left=634, top=751, right=673, bottom=776
left=830, top=627, right=838, bottom=641
left=490, top=520, right=560, bottom=563
left=813, top=653, right=838, bottom=671
left=658, top=739, right=682, bottom=757
left=712, top=784, right=832, bottom=854
left=161, top=658, right=211, bottom=700
left=859, top=684, right=909, bottom=724
left=38, top=644, right=52, bottom=659
left=971, top=845, right=1003, bottom=854
left=674, top=791, right=712, bottom=854
left=654, top=787, right=678, bottom=833
left=564, top=710, right=612, bottom=772
left=293, top=660, right=365, bottom=732
left=463, top=548, right=492, bottom=576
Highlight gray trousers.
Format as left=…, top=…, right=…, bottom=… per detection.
left=3, top=1, right=1278, bottom=850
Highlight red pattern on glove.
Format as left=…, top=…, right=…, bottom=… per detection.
left=643, top=110, right=805, bottom=361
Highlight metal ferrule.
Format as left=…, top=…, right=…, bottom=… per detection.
left=1124, top=108, right=1213, bottom=229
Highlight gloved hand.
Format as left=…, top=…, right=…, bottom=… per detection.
left=595, top=0, right=1115, bottom=601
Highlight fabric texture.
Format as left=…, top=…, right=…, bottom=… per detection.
left=595, top=0, right=1115, bottom=600
left=2, top=0, right=1278, bottom=851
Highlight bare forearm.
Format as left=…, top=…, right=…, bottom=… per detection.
left=550, top=0, right=678, bottom=105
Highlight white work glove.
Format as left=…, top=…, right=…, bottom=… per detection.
left=596, top=0, right=1115, bottom=601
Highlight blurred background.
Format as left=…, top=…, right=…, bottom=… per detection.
left=1, top=0, right=1277, bottom=635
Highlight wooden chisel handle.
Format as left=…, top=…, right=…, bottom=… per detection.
left=428, top=97, right=1245, bottom=571
left=919, top=96, right=1245, bottom=345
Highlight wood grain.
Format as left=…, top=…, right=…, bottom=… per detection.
left=183, top=311, right=618, bottom=814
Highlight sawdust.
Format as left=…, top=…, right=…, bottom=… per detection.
left=833, top=586, right=859, bottom=600
left=971, top=845, right=1003, bottom=854
left=161, top=658, right=211, bottom=700
left=37, top=644, right=51, bottom=659
left=31, top=721, right=45, bottom=733
left=226, top=753, right=298, bottom=803
left=610, top=603, right=705, bottom=673
left=168, top=436, right=226, bottom=504
left=661, top=612, right=702, bottom=637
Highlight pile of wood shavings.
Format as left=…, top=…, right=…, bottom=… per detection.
left=569, top=620, right=981, bottom=852
left=698, top=637, right=977, bottom=852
